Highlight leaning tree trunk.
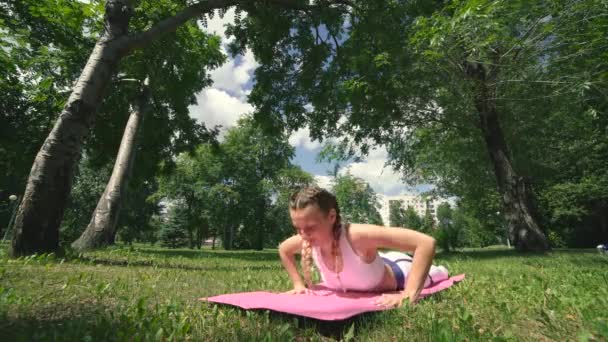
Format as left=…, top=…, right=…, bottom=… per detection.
left=9, top=1, right=133, bottom=257
left=9, top=0, right=241, bottom=257
left=465, top=61, right=550, bottom=252
left=71, top=78, right=149, bottom=251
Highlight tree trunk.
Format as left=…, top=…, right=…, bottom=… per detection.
left=255, top=200, right=265, bottom=250
left=465, top=61, right=550, bottom=252
left=71, top=78, right=150, bottom=251
left=597, top=204, right=608, bottom=243
left=223, top=224, right=235, bottom=250
left=10, top=1, right=133, bottom=257
left=9, top=0, right=241, bottom=257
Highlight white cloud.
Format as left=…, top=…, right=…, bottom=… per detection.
left=199, top=8, right=259, bottom=99
left=188, top=8, right=258, bottom=136
left=189, top=88, right=253, bottom=137
left=314, top=175, right=334, bottom=189
left=209, top=48, right=259, bottom=100
left=339, top=146, right=408, bottom=195
left=288, top=127, right=323, bottom=150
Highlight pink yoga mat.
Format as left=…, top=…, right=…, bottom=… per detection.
left=200, top=274, right=465, bottom=321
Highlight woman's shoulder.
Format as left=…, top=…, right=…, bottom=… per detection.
left=345, top=223, right=386, bottom=245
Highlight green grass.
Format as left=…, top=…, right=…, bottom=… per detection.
left=1, top=243, right=607, bottom=341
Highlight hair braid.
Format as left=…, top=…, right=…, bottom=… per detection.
left=301, top=239, right=313, bottom=289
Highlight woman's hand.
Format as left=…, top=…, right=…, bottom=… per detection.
left=373, top=292, right=409, bottom=308
left=283, top=283, right=311, bottom=295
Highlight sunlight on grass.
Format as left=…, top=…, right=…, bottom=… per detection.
left=1, top=243, right=607, bottom=340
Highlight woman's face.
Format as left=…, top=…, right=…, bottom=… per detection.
left=290, top=204, right=336, bottom=246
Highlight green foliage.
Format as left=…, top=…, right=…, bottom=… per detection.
left=420, top=209, right=435, bottom=235
left=1, top=0, right=227, bottom=249
left=117, top=178, right=160, bottom=245
left=229, top=0, right=608, bottom=249
left=0, top=0, right=98, bottom=226
left=403, top=206, right=423, bottom=231
left=435, top=203, right=456, bottom=252
left=154, top=117, right=310, bottom=250
left=159, top=205, right=190, bottom=248
left=388, top=200, right=405, bottom=227
left=60, top=158, right=112, bottom=246
left=332, top=172, right=383, bottom=225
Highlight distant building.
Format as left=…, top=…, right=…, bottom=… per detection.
left=377, top=193, right=453, bottom=226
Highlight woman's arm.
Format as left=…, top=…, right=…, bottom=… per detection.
left=278, top=234, right=308, bottom=293
left=353, top=224, right=436, bottom=303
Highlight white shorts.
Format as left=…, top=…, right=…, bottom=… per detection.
left=379, top=251, right=449, bottom=288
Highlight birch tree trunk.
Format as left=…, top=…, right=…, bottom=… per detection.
left=71, top=78, right=150, bottom=251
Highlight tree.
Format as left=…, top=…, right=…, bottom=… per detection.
left=235, top=0, right=603, bottom=251
left=154, top=145, right=220, bottom=249
left=152, top=116, right=302, bottom=250
left=388, top=200, right=405, bottom=227
left=435, top=202, right=459, bottom=252
left=71, top=79, right=150, bottom=251
left=72, top=3, right=227, bottom=250
left=403, top=206, right=423, bottom=231
left=9, top=0, right=351, bottom=256
left=332, top=172, right=383, bottom=225
left=420, top=208, right=435, bottom=235
left=0, top=0, right=97, bottom=235
left=159, top=204, right=190, bottom=248
left=220, top=116, right=295, bottom=250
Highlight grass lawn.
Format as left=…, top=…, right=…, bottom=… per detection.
left=1, top=243, right=607, bottom=341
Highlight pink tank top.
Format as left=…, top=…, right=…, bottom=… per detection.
left=311, top=224, right=385, bottom=291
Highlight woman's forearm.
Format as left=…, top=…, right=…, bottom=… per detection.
left=402, top=239, right=436, bottom=303
left=279, top=250, right=305, bottom=287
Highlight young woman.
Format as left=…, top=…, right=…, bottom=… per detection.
left=278, top=186, right=449, bottom=308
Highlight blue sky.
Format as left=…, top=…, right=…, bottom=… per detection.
left=188, top=9, right=420, bottom=197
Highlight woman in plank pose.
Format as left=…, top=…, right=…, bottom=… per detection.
left=279, top=186, right=449, bottom=308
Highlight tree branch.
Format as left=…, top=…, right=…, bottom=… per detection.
left=124, top=0, right=240, bottom=52
left=122, top=0, right=352, bottom=53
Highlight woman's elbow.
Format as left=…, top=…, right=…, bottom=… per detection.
left=278, top=241, right=293, bottom=257
left=278, top=241, right=287, bottom=255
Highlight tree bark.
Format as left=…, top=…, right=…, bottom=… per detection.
left=71, top=78, right=150, bottom=252
left=464, top=61, right=550, bottom=252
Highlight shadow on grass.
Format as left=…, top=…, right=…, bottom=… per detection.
left=437, top=247, right=601, bottom=262
left=3, top=304, right=387, bottom=341
left=73, top=255, right=283, bottom=272
left=135, top=248, right=278, bottom=262
left=203, top=291, right=452, bottom=340
left=0, top=305, right=125, bottom=341
left=282, top=310, right=386, bottom=340
left=208, top=303, right=389, bottom=340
